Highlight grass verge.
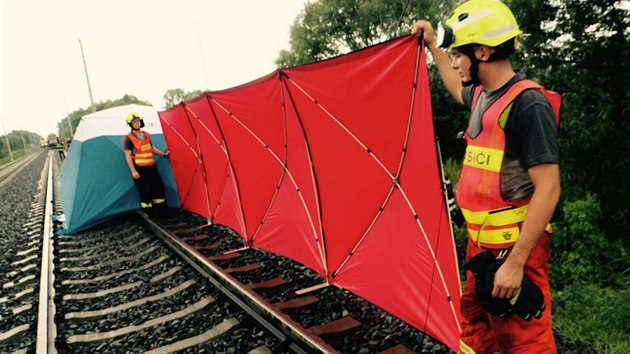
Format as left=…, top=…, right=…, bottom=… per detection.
left=553, top=283, right=629, bottom=354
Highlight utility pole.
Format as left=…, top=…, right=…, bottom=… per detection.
left=0, top=115, right=14, bottom=162
left=62, top=96, right=74, bottom=138
left=79, top=39, right=96, bottom=113
left=66, top=116, right=74, bottom=138
left=63, top=95, right=75, bottom=139
left=21, top=131, right=27, bottom=150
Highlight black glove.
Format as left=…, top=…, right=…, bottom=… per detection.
left=464, top=251, right=513, bottom=318
left=509, top=275, right=546, bottom=321
left=464, top=251, right=546, bottom=321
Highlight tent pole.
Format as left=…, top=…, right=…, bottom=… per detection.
left=435, top=137, right=461, bottom=294
left=280, top=72, right=329, bottom=279
left=181, top=102, right=213, bottom=220
left=205, top=94, right=249, bottom=241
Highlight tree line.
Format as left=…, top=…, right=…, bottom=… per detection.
left=0, top=130, right=42, bottom=164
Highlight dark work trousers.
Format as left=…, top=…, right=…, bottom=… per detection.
left=134, top=163, right=165, bottom=203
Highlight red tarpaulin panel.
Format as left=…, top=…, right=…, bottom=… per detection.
left=253, top=173, right=325, bottom=275
left=159, top=35, right=461, bottom=352
left=182, top=95, right=249, bottom=237
left=159, top=105, right=210, bottom=218
left=282, top=75, right=393, bottom=274
left=182, top=95, right=228, bottom=218
left=208, top=73, right=285, bottom=241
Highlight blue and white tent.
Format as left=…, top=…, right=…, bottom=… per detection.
left=61, top=104, right=179, bottom=233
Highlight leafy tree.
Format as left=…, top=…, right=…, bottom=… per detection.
left=276, top=0, right=467, bottom=159
left=508, top=0, right=630, bottom=259
left=163, top=88, right=204, bottom=109
left=276, top=0, right=456, bottom=68
left=0, top=130, right=42, bottom=161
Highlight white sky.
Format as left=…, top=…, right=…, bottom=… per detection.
left=1, top=0, right=308, bottom=138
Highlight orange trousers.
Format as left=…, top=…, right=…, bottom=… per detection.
left=459, top=234, right=556, bottom=354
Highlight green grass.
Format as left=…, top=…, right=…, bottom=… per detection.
left=553, top=284, right=629, bottom=354
left=0, top=148, right=40, bottom=167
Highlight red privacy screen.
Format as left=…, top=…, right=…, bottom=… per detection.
left=159, top=35, right=461, bottom=352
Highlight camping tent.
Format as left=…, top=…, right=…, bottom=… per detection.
left=160, top=36, right=461, bottom=352
left=61, top=104, right=179, bottom=233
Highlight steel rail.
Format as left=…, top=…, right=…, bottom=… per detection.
left=138, top=211, right=337, bottom=354
left=36, top=152, right=57, bottom=353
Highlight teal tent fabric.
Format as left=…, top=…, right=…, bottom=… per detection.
left=60, top=104, right=179, bottom=233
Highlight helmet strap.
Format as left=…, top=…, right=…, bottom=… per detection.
left=457, top=45, right=481, bottom=87
left=469, top=58, right=481, bottom=86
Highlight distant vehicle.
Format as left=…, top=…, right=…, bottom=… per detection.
left=47, top=134, right=59, bottom=148
left=39, top=138, right=48, bottom=148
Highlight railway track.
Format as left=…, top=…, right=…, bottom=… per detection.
left=139, top=212, right=447, bottom=354
left=0, top=151, right=52, bottom=353
left=0, top=152, right=42, bottom=188
left=55, top=218, right=298, bottom=353
left=1, top=152, right=449, bottom=353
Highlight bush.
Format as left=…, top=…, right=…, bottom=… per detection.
left=441, top=158, right=461, bottom=187
left=550, top=193, right=622, bottom=289
left=553, top=284, right=629, bottom=354
left=0, top=148, right=32, bottom=167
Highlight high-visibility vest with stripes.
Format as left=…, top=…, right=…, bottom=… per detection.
left=126, top=131, right=155, bottom=167
left=456, top=79, right=561, bottom=249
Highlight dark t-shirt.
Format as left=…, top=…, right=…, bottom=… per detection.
left=123, top=131, right=148, bottom=152
left=462, top=73, right=559, bottom=201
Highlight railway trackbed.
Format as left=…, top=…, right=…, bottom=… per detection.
left=1, top=152, right=447, bottom=354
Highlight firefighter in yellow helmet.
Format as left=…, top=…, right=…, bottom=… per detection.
left=413, top=1, right=560, bottom=353
left=123, top=112, right=170, bottom=208
left=55, top=140, right=66, bottom=159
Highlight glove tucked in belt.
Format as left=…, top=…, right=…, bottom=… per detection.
left=464, top=251, right=545, bottom=321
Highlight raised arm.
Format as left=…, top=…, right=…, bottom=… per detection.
left=412, top=20, right=463, bottom=104
left=152, top=146, right=169, bottom=158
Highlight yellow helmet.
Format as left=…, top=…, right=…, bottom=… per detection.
left=437, top=0, right=522, bottom=48
left=126, top=112, right=143, bottom=124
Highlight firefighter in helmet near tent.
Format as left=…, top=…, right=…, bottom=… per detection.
left=413, top=0, right=561, bottom=353
left=123, top=112, right=169, bottom=208
left=55, top=140, right=66, bottom=159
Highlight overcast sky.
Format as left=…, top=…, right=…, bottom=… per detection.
left=1, top=0, right=308, bottom=138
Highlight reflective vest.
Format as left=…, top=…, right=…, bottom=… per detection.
left=126, top=131, right=155, bottom=166
left=456, top=80, right=561, bottom=249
